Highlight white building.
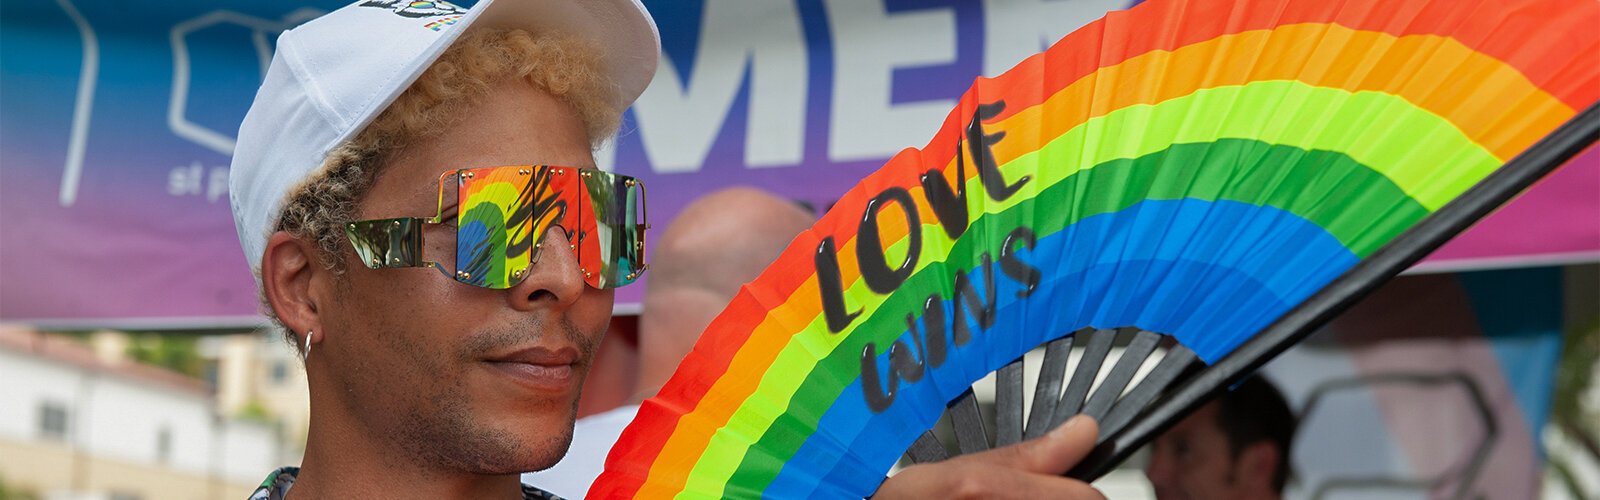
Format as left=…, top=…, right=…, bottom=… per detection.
left=199, top=332, right=311, bottom=446
left=0, top=327, right=284, bottom=500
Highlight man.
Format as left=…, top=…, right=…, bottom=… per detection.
left=231, top=1, right=1106, bottom=498
left=1144, top=375, right=1297, bottom=500
left=526, top=187, right=815, bottom=498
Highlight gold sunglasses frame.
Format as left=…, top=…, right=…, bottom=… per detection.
left=341, top=166, right=649, bottom=289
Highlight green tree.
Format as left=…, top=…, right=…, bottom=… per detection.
left=236, top=399, right=276, bottom=424
left=1549, top=315, right=1598, bottom=498
left=0, top=472, right=42, bottom=500
left=127, top=333, right=204, bottom=378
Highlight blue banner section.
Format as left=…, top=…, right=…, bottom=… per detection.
left=1459, top=267, right=1565, bottom=447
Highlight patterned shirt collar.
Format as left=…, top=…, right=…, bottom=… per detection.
left=248, top=467, right=562, bottom=500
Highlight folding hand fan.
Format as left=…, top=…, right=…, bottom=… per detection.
left=594, top=0, right=1600, bottom=497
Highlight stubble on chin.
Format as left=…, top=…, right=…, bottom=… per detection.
left=366, top=315, right=598, bottom=475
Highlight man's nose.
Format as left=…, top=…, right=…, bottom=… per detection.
left=507, top=227, right=585, bottom=311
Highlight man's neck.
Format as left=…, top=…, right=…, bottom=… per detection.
left=289, top=400, right=524, bottom=499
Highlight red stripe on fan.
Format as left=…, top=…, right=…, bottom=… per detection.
left=976, top=0, right=1598, bottom=126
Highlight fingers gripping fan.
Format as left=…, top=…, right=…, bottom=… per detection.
left=595, top=0, right=1600, bottom=497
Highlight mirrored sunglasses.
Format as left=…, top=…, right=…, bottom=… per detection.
left=344, top=165, right=647, bottom=289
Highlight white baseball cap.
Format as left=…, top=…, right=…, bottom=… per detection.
left=229, top=0, right=659, bottom=274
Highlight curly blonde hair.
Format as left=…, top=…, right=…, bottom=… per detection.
left=266, top=28, right=620, bottom=348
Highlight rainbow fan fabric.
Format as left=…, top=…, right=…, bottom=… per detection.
left=594, top=0, right=1600, bottom=498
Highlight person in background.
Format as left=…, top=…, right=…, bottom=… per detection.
left=525, top=187, right=814, bottom=498
left=233, top=1, right=1107, bottom=498
left=1144, top=375, right=1297, bottom=500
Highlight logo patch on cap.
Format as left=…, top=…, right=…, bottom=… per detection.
left=424, top=15, right=464, bottom=31
left=359, top=0, right=466, bottom=19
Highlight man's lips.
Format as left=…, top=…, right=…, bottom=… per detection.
left=482, top=346, right=580, bottom=392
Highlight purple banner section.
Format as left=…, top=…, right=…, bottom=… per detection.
left=0, top=0, right=1592, bottom=327
left=1416, top=146, right=1600, bottom=273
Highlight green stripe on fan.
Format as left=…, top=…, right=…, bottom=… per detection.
left=977, top=80, right=1497, bottom=214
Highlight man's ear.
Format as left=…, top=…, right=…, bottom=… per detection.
left=262, top=231, right=331, bottom=338
left=1236, top=440, right=1281, bottom=493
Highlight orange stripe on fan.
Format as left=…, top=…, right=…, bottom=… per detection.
left=981, top=24, right=1572, bottom=165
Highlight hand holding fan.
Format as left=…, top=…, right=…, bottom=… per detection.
left=595, top=0, right=1600, bottom=497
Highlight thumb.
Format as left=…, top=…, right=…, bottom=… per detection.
left=1029, top=415, right=1100, bottom=474
left=960, top=414, right=1100, bottom=474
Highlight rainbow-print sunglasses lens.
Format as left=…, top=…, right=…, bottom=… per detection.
left=344, top=165, right=647, bottom=289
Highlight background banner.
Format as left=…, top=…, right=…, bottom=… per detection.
left=1265, top=266, right=1577, bottom=500
left=2, top=0, right=1594, bottom=327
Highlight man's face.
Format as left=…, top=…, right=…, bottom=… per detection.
left=1144, top=403, right=1269, bottom=500
left=318, top=78, right=613, bottom=474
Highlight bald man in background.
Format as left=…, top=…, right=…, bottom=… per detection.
left=525, top=187, right=816, bottom=499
